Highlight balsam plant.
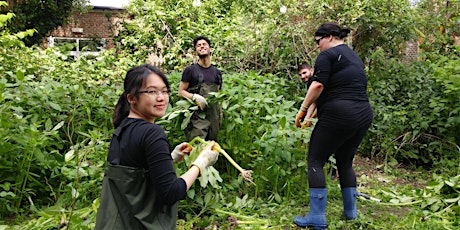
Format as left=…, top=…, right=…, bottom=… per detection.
left=187, top=137, right=254, bottom=184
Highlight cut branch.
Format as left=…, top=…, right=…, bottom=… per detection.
left=189, top=137, right=254, bottom=184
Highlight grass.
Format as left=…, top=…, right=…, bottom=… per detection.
left=175, top=154, right=451, bottom=230
left=1, top=149, right=453, bottom=230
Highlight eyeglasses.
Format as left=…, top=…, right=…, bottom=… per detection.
left=315, top=35, right=329, bottom=45
left=137, top=89, right=171, bottom=97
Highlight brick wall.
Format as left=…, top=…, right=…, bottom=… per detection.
left=49, top=7, right=126, bottom=49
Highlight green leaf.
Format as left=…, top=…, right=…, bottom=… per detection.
left=166, top=110, right=180, bottom=120
left=52, top=121, right=64, bottom=131
left=204, top=192, right=212, bottom=204
left=0, top=191, right=16, bottom=198
left=181, top=113, right=191, bottom=130
left=279, top=116, right=286, bottom=129
left=16, top=70, right=24, bottom=81
left=65, top=149, right=76, bottom=162
left=175, top=99, right=192, bottom=108
left=49, top=102, right=62, bottom=111
left=187, top=188, right=195, bottom=199
left=444, top=197, right=460, bottom=203
left=45, top=118, right=52, bottom=131
left=234, top=117, right=243, bottom=124
left=297, top=161, right=306, bottom=167
left=274, top=193, right=281, bottom=203
left=34, top=149, right=45, bottom=163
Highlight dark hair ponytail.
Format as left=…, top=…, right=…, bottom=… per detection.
left=112, top=64, right=170, bottom=128
left=113, top=92, right=130, bottom=128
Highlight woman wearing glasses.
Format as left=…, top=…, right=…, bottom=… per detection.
left=95, top=64, right=219, bottom=229
left=294, top=23, right=373, bottom=229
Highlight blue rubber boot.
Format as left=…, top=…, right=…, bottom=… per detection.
left=293, top=188, right=327, bottom=229
left=342, top=187, right=357, bottom=220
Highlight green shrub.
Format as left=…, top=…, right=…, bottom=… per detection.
left=363, top=47, right=460, bottom=175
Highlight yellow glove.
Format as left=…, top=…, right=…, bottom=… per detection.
left=171, top=142, right=193, bottom=163
left=295, top=106, right=308, bottom=128
left=190, top=141, right=219, bottom=175
left=192, top=94, right=208, bottom=110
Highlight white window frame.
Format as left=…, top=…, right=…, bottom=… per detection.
left=48, top=36, right=106, bottom=57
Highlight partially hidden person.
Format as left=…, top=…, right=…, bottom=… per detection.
left=297, top=62, right=317, bottom=128
left=298, top=62, right=338, bottom=180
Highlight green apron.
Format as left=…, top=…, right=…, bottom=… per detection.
left=95, top=119, right=178, bottom=230
left=95, top=165, right=178, bottom=230
left=185, top=82, right=221, bottom=141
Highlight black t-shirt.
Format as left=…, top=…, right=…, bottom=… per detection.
left=107, top=118, right=186, bottom=205
left=181, top=64, right=222, bottom=89
left=312, top=44, right=369, bottom=110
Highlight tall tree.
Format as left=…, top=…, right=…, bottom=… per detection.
left=2, top=0, right=89, bottom=46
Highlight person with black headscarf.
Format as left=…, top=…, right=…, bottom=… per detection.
left=294, top=23, right=373, bottom=229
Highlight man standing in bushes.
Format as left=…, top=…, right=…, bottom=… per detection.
left=297, top=62, right=317, bottom=128
left=178, top=36, right=223, bottom=141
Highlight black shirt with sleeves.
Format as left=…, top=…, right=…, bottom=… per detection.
left=312, top=44, right=369, bottom=111
left=181, top=63, right=222, bottom=89
left=107, top=118, right=187, bottom=205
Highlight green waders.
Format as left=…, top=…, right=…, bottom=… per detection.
left=95, top=120, right=177, bottom=230
left=95, top=165, right=178, bottom=230
left=185, top=83, right=221, bottom=141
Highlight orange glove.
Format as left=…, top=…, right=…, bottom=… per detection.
left=295, top=106, right=308, bottom=128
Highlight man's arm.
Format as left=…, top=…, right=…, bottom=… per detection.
left=297, top=81, right=323, bottom=128
left=306, top=103, right=316, bottom=119
left=179, top=81, right=208, bottom=110
left=303, top=102, right=317, bottom=128
left=301, top=81, right=323, bottom=108
left=178, top=81, right=193, bottom=100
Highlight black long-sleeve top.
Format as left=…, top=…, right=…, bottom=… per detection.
left=107, top=118, right=187, bottom=205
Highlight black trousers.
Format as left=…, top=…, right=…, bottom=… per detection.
left=307, top=100, right=373, bottom=188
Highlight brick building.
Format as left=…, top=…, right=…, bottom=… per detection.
left=47, top=5, right=126, bottom=57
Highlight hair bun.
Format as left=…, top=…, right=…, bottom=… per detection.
left=339, top=28, right=351, bottom=38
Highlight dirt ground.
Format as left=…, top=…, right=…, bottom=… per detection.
left=353, top=155, right=427, bottom=189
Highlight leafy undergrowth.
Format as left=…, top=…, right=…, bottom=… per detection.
left=175, top=155, right=456, bottom=230
left=2, top=155, right=458, bottom=230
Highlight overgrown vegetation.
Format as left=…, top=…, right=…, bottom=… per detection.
left=1, top=0, right=459, bottom=229
left=1, top=0, right=90, bottom=46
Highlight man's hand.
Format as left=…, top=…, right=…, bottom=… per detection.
left=192, top=94, right=208, bottom=110
left=171, top=142, right=193, bottom=163
left=190, top=141, right=219, bottom=175
left=295, top=106, right=308, bottom=128
left=301, top=119, right=313, bottom=128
